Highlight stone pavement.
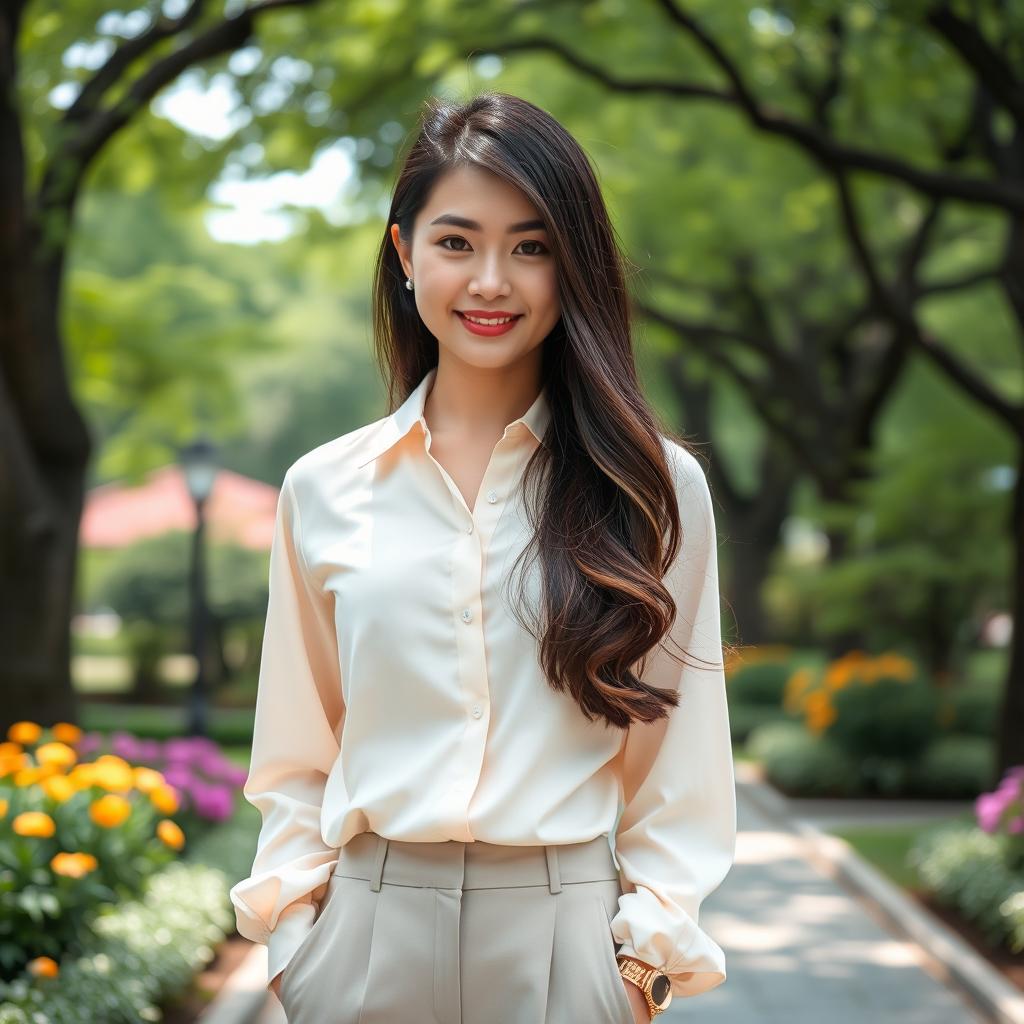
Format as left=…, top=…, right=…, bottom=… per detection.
left=233, top=776, right=989, bottom=1024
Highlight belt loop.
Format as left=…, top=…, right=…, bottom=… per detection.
left=544, top=844, right=561, bottom=894
left=370, top=834, right=388, bottom=892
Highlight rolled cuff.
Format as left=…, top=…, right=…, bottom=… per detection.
left=614, top=923, right=726, bottom=998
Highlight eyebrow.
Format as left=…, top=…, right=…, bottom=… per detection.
left=428, top=214, right=547, bottom=233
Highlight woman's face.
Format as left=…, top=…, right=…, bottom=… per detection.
left=390, top=164, right=561, bottom=370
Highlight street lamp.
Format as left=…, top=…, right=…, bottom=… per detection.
left=179, top=436, right=219, bottom=737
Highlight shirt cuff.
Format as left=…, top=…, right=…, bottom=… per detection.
left=615, top=924, right=727, bottom=999
left=266, top=900, right=317, bottom=990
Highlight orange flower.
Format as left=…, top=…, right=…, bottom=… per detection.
left=0, top=750, right=29, bottom=778
left=51, top=851, right=99, bottom=878
left=783, top=668, right=814, bottom=713
left=0, top=798, right=8, bottom=817
left=89, top=794, right=132, bottom=828
left=51, top=722, right=83, bottom=745
left=0, top=741, right=23, bottom=757
left=8, top=721, right=42, bottom=745
left=150, top=783, right=180, bottom=815
left=27, top=956, right=59, bottom=978
left=12, top=811, right=56, bottom=838
left=804, top=690, right=837, bottom=734
left=40, top=774, right=76, bottom=803
left=36, top=742, right=77, bottom=770
left=156, top=818, right=185, bottom=850
left=133, top=766, right=165, bottom=794
left=68, top=762, right=100, bottom=789
left=14, top=762, right=59, bottom=787
left=93, top=755, right=135, bottom=793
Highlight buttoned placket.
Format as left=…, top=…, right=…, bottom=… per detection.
left=420, top=419, right=533, bottom=841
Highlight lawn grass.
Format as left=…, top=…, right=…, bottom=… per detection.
left=831, top=811, right=977, bottom=889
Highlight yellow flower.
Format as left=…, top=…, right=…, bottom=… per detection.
left=150, top=783, right=180, bottom=815
left=27, top=956, right=59, bottom=978
left=36, top=742, right=77, bottom=770
left=12, top=811, right=56, bottom=838
left=68, top=762, right=100, bottom=789
left=92, top=755, right=135, bottom=793
left=133, top=766, right=165, bottom=794
left=51, top=722, right=83, bottom=745
left=0, top=798, right=8, bottom=817
left=51, top=851, right=99, bottom=878
left=14, top=762, right=59, bottom=787
left=8, top=721, right=42, bottom=745
left=40, top=774, right=76, bottom=803
left=89, top=793, right=132, bottom=828
left=156, top=818, right=185, bottom=850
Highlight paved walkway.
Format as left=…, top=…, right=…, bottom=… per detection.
left=240, top=776, right=988, bottom=1024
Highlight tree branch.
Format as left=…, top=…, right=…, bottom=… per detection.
left=926, top=3, right=1024, bottom=125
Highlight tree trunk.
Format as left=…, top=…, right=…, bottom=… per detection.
left=994, top=445, right=1024, bottom=775
left=1, top=6, right=91, bottom=734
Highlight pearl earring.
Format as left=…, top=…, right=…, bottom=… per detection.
left=405, top=277, right=414, bottom=291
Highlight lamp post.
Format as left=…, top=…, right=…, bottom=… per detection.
left=179, top=436, right=219, bottom=737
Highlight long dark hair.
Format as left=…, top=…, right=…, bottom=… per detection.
left=372, top=91, right=718, bottom=730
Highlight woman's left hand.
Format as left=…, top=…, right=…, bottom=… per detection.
left=622, top=978, right=652, bottom=1022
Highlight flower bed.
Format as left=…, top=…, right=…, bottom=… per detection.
left=733, top=648, right=997, bottom=798
left=0, top=720, right=250, bottom=1023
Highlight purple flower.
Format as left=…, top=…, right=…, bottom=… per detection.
left=162, top=764, right=194, bottom=790
left=76, top=732, right=104, bottom=756
left=193, top=783, right=234, bottom=822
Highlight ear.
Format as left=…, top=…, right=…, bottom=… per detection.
left=390, top=223, right=411, bottom=279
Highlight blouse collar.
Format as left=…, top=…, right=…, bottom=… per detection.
left=355, top=366, right=551, bottom=469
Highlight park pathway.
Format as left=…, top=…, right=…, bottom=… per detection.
left=245, top=771, right=987, bottom=1024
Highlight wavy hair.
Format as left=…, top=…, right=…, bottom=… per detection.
left=371, top=91, right=718, bottom=729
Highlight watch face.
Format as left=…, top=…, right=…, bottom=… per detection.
left=651, top=973, right=671, bottom=1006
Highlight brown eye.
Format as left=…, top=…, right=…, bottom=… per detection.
left=517, top=240, right=548, bottom=256
left=438, top=236, right=470, bottom=251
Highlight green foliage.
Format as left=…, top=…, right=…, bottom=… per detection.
left=727, top=703, right=791, bottom=744
left=906, top=736, right=997, bottom=798
left=727, top=661, right=792, bottom=707
left=909, top=823, right=1024, bottom=955
left=746, top=721, right=861, bottom=797
left=827, top=671, right=939, bottom=762
left=946, top=684, right=1000, bottom=739
left=0, top=861, right=233, bottom=1024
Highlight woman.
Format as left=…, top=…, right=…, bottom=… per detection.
left=229, top=91, right=736, bottom=1024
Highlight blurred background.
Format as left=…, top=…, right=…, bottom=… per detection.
left=1, top=1, right=1020, bottom=1021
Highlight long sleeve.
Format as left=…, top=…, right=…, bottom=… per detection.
left=228, top=467, right=346, bottom=989
left=609, top=441, right=737, bottom=999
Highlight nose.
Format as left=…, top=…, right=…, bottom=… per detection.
left=468, top=253, right=511, bottom=299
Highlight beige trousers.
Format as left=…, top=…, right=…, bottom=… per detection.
left=277, top=830, right=635, bottom=1024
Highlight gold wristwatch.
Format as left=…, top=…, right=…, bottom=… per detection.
left=616, top=954, right=672, bottom=1017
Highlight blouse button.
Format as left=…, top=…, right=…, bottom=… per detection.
left=471, top=705, right=482, bottom=718
left=486, top=490, right=498, bottom=504
left=461, top=608, right=473, bottom=623
left=467, top=522, right=474, bottom=534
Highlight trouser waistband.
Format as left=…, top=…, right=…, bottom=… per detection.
left=333, top=830, right=619, bottom=893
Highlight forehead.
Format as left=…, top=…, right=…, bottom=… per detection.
left=418, top=164, right=543, bottom=228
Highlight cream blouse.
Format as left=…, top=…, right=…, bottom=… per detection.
left=229, top=366, right=736, bottom=999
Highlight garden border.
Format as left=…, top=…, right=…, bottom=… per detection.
left=736, top=761, right=1024, bottom=1024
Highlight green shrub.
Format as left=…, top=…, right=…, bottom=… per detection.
left=727, top=661, right=793, bottom=708
left=945, top=685, right=999, bottom=738
left=828, top=668, right=939, bottom=761
left=0, top=860, right=233, bottom=1024
left=747, top=721, right=862, bottom=796
left=909, top=822, right=1024, bottom=954
left=728, top=703, right=791, bottom=744
left=906, top=736, right=997, bottom=798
